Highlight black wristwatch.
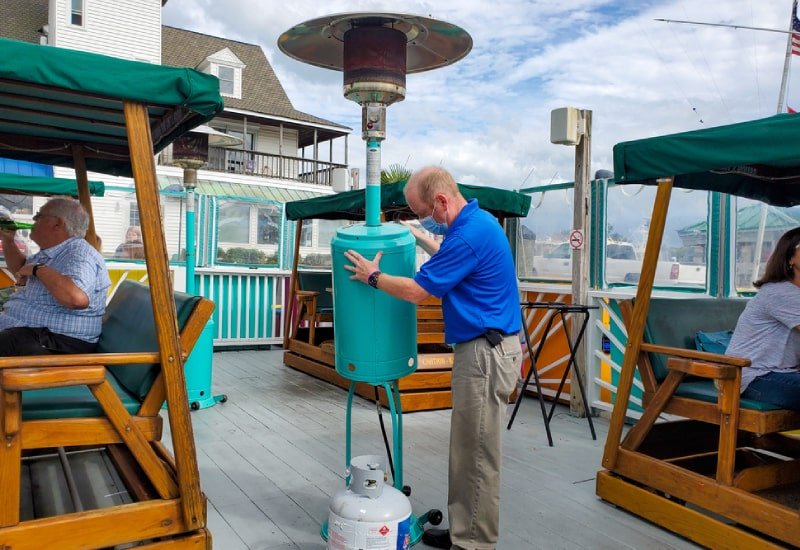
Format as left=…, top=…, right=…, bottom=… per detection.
left=367, top=270, right=382, bottom=288
left=32, top=263, right=45, bottom=277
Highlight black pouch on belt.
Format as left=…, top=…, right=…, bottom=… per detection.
left=484, top=329, right=504, bottom=347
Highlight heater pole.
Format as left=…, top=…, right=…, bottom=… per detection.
left=366, top=139, right=382, bottom=226
left=363, top=102, right=387, bottom=227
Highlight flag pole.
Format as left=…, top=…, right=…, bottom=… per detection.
left=777, top=0, right=797, bottom=113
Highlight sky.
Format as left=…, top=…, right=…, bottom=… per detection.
left=162, top=0, right=800, bottom=241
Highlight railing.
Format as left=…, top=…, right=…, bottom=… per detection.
left=108, top=265, right=289, bottom=347
left=205, top=147, right=345, bottom=185
left=196, top=268, right=289, bottom=347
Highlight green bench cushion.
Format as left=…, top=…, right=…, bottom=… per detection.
left=20, top=280, right=201, bottom=420
left=98, top=281, right=201, bottom=401
left=642, top=297, right=785, bottom=412
left=675, top=380, right=784, bottom=411
left=22, top=372, right=140, bottom=420
left=644, top=298, right=747, bottom=380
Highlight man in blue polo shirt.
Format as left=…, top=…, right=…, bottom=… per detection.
left=344, top=166, right=521, bottom=550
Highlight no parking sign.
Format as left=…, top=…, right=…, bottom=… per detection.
left=569, top=229, right=584, bottom=250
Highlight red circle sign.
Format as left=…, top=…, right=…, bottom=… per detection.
left=569, top=229, right=584, bottom=250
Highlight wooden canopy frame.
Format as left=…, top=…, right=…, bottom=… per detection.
left=0, top=38, right=225, bottom=549
left=597, top=179, right=800, bottom=549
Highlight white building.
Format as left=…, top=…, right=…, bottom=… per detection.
left=1, top=0, right=352, bottom=269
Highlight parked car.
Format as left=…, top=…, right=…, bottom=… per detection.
left=532, top=241, right=706, bottom=285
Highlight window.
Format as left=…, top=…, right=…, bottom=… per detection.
left=256, top=204, right=280, bottom=245
left=516, top=187, right=573, bottom=281
left=197, top=50, right=244, bottom=100
left=217, top=65, right=235, bottom=96
left=605, top=184, right=708, bottom=287
left=218, top=202, right=250, bottom=243
left=298, top=219, right=347, bottom=268
left=733, top=197, right=800, bottom=291
left=129, top=202, right=140, bottom=227
left=70, top=0, right=84, bottom=26
left=216, top=200, right=281, bottom=266
left=299, top=221, right=312, bottom=247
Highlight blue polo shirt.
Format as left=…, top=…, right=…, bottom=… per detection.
left=414, top=199, right=520, bottom=344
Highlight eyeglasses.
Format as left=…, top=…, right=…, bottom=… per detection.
left=32, top=212, right=57, bottom=222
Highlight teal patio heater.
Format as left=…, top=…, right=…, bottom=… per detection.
left=172, top=126, right=241, bottom=410
left=279, top=13, right=471, bottom=548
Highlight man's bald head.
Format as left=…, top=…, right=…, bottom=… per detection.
left=406, top=166, right=461, bottom=204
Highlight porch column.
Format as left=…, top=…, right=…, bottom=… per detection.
left=313, top=128, right=319, bottom=184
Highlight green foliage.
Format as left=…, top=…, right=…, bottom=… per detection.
left=380, top=163, right=411, bottom=185
left=299, top=253, right=332, bottom=268
left=217, top=247, right=277, bottom=266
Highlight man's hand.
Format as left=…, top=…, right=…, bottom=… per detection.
left=343, top=249, right=383, bottom=284
left=399, top=219, right=440, bottom=255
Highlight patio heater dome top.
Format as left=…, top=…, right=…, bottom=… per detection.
left=277, top=12, right=473, bottom=75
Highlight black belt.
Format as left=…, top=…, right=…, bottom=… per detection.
left=484, top=329, right=517, bottom=347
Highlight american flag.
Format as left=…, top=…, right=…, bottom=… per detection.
left=792, top=0, right=800, bottom=56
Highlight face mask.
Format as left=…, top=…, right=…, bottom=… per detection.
left=419, top=201, right=448, bottom=235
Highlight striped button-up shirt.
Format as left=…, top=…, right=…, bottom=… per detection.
left=0, top=237, right=110, bottom=342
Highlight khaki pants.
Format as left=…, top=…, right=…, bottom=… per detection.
left=448, top=334, right=520, bottom=550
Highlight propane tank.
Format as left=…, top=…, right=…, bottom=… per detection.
left=327, top=455, right=412, bottom=550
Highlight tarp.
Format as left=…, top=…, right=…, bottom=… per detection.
left=613, top=113, right=800, bottom=206
left=0, top=174, right=104, bottom=197
left=285, top=180, right=532, bottom=221
left=0, top=37, right=225, bottom=177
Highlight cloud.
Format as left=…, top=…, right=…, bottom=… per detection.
left=162, top=0, right=797, bottom=196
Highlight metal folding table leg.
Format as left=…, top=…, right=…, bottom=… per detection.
left=546, top=308, right=596, bottom=440
left=506, top=307, right=554, bottom=447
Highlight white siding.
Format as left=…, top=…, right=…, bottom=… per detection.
left=258, top=127, right=299, bottom=156
left=48, top=0, right=161, bottom=63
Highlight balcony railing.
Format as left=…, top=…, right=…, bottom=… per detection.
left=202, top=147, right=345, bottom=185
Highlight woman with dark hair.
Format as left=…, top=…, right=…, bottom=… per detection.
left=727, top=227, right=800, bottom=409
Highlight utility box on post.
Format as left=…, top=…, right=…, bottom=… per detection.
left=551, top=107, right=581, bottom=145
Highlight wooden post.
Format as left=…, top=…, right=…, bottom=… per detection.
left=284, top=218, right=303, bottom=348
left=71, top=145, right=100, bottom=251
left=123, top=101, right=204, bottom=530
left=601, top=178, right=673, bottom=470
left=570, top=109, right=591, bottom=416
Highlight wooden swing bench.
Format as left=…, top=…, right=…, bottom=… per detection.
left=0, top=280, right=215, bottom=549
left=598, top=297, right=800, bottom=549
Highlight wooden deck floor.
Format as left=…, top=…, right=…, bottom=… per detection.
left=163, top=349, right=699, bottom=550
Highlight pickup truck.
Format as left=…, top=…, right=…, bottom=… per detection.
left=532, top=242, right=706, bottom=285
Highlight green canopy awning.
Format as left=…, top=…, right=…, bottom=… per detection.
left=0, top=174, right=104, bottom=197
left=613, top=113, right=800, bottom=206
left=0, top=37, right=225, bottom=177
left=285, top=180, right=531, bottom=221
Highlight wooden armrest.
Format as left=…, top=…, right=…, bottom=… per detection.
left=640, top=343, right=750, bottom=367
left=2, top=365, right=106, bottom=391
left=667, top=357, right=737, bottom=380
left=0, top=352, right=159, bottom=370
left=296, top=290, right=320, bottom=300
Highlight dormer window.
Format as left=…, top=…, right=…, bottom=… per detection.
left=218, top=65, right=235, bottom=96
left=197, top=48, right=245, bottom=100
left=70, top=0, right=84, bottom=26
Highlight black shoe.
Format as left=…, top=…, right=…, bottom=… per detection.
left=422, top=528, right=451, bottom=549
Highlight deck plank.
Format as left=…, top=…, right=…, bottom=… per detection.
left=161, top=350, right=699, bottom=549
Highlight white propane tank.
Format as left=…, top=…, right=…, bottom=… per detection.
left=327, top=455, right=412, bottom=550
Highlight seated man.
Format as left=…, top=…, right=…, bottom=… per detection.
left=0, top=197, right=110, bottom=355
